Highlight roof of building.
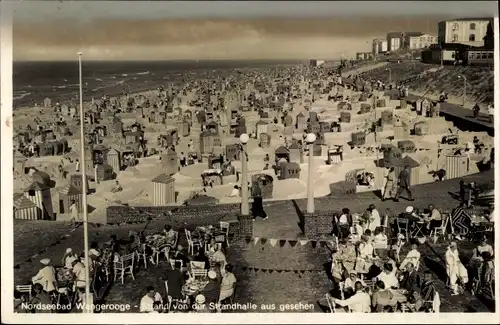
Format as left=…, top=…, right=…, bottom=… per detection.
left=32, top=171, right=52, bottom=186
left=59, top=184, right=83, bottom=196
left=24, top=181, right=51, bottom=192
left=107, top=148, right=119, bottom=155
left=13, top=193, right=38, bottom=211
left=387, top=32, right=403, bottom=38
left=406, top=32, right=425, bottom=37
left=93, top=144, right=109, bottom=152
left=256, top=120, right=269, bottom=126
left=152, top=174, right=175, bottom=184
left=442, top=17, right=493, bottom=23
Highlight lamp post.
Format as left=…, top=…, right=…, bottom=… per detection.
left=305, top=133, right=317, bottom=214
left=385, top=68, right=392, bottom=84
left=458, top=75, right=467, bottom=107
left=77, top=52, right=92, bottom=313
left=239, top=133, right=250, bottom=216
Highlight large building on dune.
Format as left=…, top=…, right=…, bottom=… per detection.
left=372, top=39, right=388, bottom=54
left=404, top=32, right=438, bottom=50
left=386, top=32, right=404, bottom=52
left=310, top=60, right=325, bottom=67
left=438, top=18, right=493, bottom=47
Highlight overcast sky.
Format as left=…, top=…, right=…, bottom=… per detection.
left=11, top=1, right=498, bottom=60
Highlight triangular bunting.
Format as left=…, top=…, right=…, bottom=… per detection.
left=293, top=270, right=299, bottom=274
left=311, top=241, right=317, bottom=249
left=26, top=258, right=32, bottom=263
left=279, top=240, right=287, bottom=247
left=319, top=241, right=326, bottom=247
left=276, top=270, right=283, bottom=273
left=269, top=239, right=278, bottom=247
left=299, top=239, right=309, bottom=246
left=261, top=269, right=267, bottom=273
left=254, top=237, right=260, bottom=245
left=269, top=270, right=274, bottom=274
left=260, top=238, right=267, bottom=245
left=300, top=270, right=306, bottom=274
left=288, top=240, right=298, bottom=247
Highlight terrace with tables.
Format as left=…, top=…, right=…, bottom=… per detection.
left=13, top=169, right=494, bottom=313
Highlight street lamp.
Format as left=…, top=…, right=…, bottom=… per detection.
left=458, top=75, right=467, bottom=107
left=77, top=52, right=92, bottom=313
left=305, top=133, right=317, bottom=214
left=385, top=68, right=392, bottom=84
left=239, top=133, right=250, bottom=217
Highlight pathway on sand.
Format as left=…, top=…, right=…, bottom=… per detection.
left=386, top=89, right=494, bottom=130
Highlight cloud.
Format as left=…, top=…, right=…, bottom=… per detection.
left=14, top=17, right=448, bottom=60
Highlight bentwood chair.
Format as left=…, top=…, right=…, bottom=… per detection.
left=114, top=253, right=135, bottom=284
left=15, top=285, right=32, bottom=301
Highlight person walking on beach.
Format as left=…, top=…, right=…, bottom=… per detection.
left=251, top=182, right=268, bottom=220
left=473, top=103, right=480, bottom=119
left=381, top=167, right=396, bottom=201
left=394, top=165, right=414, bottom=202
left=487, top=103, right=494, bottom=123
left=70, top=200, right=81, bottom=224
left=75, top=159, right=80, bottom=172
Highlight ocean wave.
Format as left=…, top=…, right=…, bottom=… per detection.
left=13, top=92, right=32, bottom=100
left=135, top=71, right=150, bottom=75
left=92, top=80, right=125, bottom=92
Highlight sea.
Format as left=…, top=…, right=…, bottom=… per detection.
left=13, top=60, right=300, bottom=108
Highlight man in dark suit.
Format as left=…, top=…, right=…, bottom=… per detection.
left=400, top=262, right=421, bottom=294
left=165, top=261, right=186, bottom=300
left=394, top=165, right=414, bottom=202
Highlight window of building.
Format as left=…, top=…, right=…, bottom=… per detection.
left=487, top=53, right=494, bottom=59
left=470, top=23, right=476, bottom=30
left=452, top=23, right=459, bottom=31
left=469, top=34, right=476, bottom=41
left=481, top=53, right=487, bottom=59
left=452, top=34, right=459, bottom=42
left=411, top=43, right=416, bottom=49
left=451, top=53, right=455, bottom=59
left=419, top=43, right=423, bottom=49
left=427, top=37, right=431, bottom=42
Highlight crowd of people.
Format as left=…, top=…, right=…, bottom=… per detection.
left=326, top=202, right=495, bottom=313
left=14, top=223, right=237, bottom=313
